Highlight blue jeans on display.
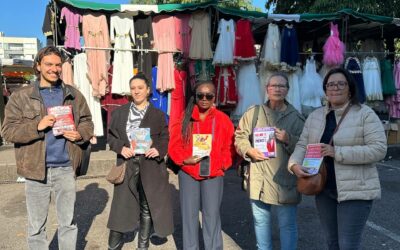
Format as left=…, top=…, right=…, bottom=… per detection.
left=250, top=199, right=298, bottom=250
left=25, top=166, right=77, bottom=250
left=315, top=190, right=373, bottom=250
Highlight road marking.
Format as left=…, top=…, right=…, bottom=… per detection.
left=367, top=221, right=400, bottom=243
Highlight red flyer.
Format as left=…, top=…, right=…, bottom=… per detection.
left=47, top=105, right=76, bottom=136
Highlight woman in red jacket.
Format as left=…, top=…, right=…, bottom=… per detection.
left=168, top=80, right=235, bottom=250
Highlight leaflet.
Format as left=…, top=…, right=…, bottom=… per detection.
left=253, top=127, right=276, bottom=158
left=127, top=128, right=152, bottom=154
left=193, top=134, right=212, bottom=158
left=47, top=105, right=75, bottom=136
left=301, top=143, right=324, bottom=175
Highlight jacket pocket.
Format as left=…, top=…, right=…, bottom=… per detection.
left=23, top=111, right=40, bottom=120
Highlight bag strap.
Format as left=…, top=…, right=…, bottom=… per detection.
left=328, top=103, right=352, bottom=145
left=249, top=105, right=261, bottom=146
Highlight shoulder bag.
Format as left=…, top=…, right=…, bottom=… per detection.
left=106, top=161, right=127, bottom=184
left=297, top=104, right=351, bottom=195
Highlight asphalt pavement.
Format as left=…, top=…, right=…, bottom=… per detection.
left=0, top=160, right=400, bottom=250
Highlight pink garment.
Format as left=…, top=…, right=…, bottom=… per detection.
left=169, top=69, right=187, bottom=128
left=395, top=61, right=400, bottom=89
left=61, top=61, right=74, bottom=85
left=323, top=22, right=345, bottom=66
left=386, top=61, right=400, bottom=118
left=60, top=7, right=82, bottom=50
left=152, top=15, right=176, bottom=92
left=82, top=12, right=111, bottom=97
left=174, top=14, right=191, bottom=58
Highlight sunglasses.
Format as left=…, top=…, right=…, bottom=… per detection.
left=196, top=92, right=215, bottom=101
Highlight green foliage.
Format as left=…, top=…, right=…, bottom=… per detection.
left=266, top=0, right=399, bottom=17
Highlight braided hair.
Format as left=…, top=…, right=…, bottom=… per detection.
left=181, top=80, right=215, bottom=144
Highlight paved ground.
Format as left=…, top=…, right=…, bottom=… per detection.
left=1, top=142, right=399, bottom=249
left=1, top=161, right=400, bottom=250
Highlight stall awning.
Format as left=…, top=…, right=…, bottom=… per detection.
left=58, top=0, right=120, bottom=11
left=299, top=8, right=395, bottom=24
left=56, top=0, right=399, bottom=27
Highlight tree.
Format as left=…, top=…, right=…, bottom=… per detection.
left=266, top=0, right=399, bottom=17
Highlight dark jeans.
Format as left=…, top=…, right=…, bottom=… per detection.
left=315, top=190, right=373, bottom=250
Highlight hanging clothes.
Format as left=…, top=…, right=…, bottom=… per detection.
left=231, top=62, right=263, bottom=122
left=362, top=57, right=383, bottom=101
left=345, top=57, right=366, bottom=103
left=60, top=7, right=82, bottom=50
left=234, top=19, right=256, bottom=60
left=152, top=15, right=176, bottom=92
left=74, top=53, right=104, bottom=136
left=261, top=23, right=281, bottom=66
left=386, top=61, right=400, bottom=118
left=82, top=12, right=111, bottom=97
left=175, top=14, right=192, bottom=58
left=110, top=13, right=135, bottom=96
left=169, top=68, right=187, bottom=128
left=300, top=58, right=324, bottom=109
left=213, top=66, right=237, bottom=106
left=149, top=67, right=169, bottom=122
left=280, top=24, right=299, bottom=67
left=134, top=15, right=154, bottom=83
left=380, top=59, right=397, bottom=96
left=287, top=69, right=302, bottom=113
left=213, top=19, right=235, bottom=65
left=43, top=3, right=62, bottom=46
left=61, top=60, right=74, bottom=85
left=322, top=22, right=345, bottom=67
left=101, top=66, right=129, bottom=132
left=189, top=11, right=213, bottom=60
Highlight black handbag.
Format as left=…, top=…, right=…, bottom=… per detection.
left=165, top=154, right=181, bottom=175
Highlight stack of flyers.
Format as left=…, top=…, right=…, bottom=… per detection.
left=301, top=143, right=324, bottom=175
left=127, top=127, right=152, bottom=154
left=253, top=127, right=276, bottom=158
left=47, top=105, right=75, bottom=136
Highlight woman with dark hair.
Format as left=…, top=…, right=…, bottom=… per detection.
left=168, top=80, right=235, bottom=250
left=289, top=68, right=387, bottom=250
left=107, top=73, right=173, bottom=250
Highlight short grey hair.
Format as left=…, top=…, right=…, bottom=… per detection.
left=266, top=72, right=290, bottom=89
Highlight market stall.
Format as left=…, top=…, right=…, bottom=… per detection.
left=40, top=0, right=400, bottom=143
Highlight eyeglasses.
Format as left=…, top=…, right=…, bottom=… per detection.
left=326, top=81, right=348, bottom=90
left=267, top=84, right=288, bottom=90
left=196, top=92, right=215, bottom=101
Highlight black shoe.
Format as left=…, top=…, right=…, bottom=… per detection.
left=108, top=230, right=123, bottom=250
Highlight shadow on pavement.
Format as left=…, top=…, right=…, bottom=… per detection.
left=49, top=182, right=109, bottom=249
left=221, top=169, right=257, bottom=250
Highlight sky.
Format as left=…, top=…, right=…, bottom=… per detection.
left=0, top=0, right=266, bottom=46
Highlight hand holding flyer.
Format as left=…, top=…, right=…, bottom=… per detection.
left=301, top=143, right=324, bottom=175
left=127, top=128, right=152, bottom=154
left=253, top=127, right=277, bottom=158
left=47, top=105, right=76, bottom=136
left=193, top=134, right=212, bottom=158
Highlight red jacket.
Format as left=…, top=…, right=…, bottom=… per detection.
left=168, top=105, right=235, bottom=180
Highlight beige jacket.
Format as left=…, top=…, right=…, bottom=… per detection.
left=235, top=103, right=305, bottom=205
left=289, top=103, right=387, bottom=202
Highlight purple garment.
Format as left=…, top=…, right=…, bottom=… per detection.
left=61, top=7, right=82, bottom=50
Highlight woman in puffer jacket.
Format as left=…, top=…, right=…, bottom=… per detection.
left=289, top=68, right=387, bottom=250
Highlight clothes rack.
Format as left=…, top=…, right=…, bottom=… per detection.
left=55, top=45, right=181, bottom=54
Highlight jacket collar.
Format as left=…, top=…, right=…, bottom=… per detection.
left=191, top=105, right=217, bottom=121
left=264, top=100, right=297, bottom=116
left=31, top=79, right=74, bottom=101
left=323, top=101, right=351, bottom=116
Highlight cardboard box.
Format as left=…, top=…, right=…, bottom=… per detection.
left=387, top=120, right=400, bottom=144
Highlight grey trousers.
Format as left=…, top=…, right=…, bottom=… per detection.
left=25, top=166, right=77, bottom=250
left=178, top=171, right=224, bottom=250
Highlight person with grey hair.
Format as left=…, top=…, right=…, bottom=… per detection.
left=235, top=72, right=305, bottom=250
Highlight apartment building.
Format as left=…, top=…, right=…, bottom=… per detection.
left=0, top=32, right=40, bottom=60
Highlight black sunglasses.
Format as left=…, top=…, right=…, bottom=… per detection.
left=196, top=92, right=215, bottom=101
